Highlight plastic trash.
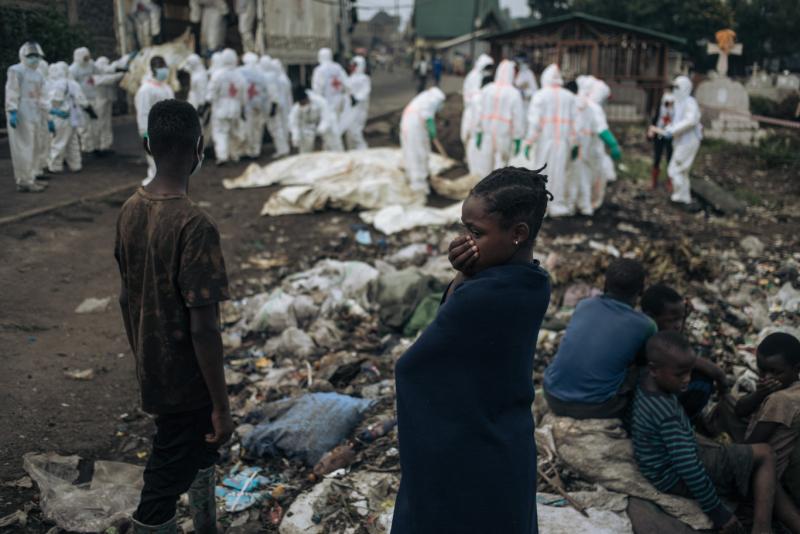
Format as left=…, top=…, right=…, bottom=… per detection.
left=312, top=443, right=356, bottom=477
left=265, top=327, right=317, bottom=359
left=243, top=393, right=374, bottom=465
left=370, top=269, right=442, bottom=330
left=357, top=419, right=397, bottom=443
left=355, top=229, right=373, bottom=246
left=402, top=292, right=442, bottom=337
left=23, top=452, right=143, bottom=533
left=74, top=297, right=111, bottom=314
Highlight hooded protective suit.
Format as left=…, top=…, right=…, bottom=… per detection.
left=259, top=57, right=290, bottom=156
left=343, top=55, right=371, bottom=150
left=310, top=48, right=347, bottom=150
left=69, top=47, right=100, bottom=153
left=189, top=0, right=228, bottom=53
left=46, top=62, right=89, bottom=172
left=130, top=0, right=161, bottom=48
left=5, top=42, right=49, bottom=190
left=566, top=76, right=615, bottom=215
left=289, top=89, right=331, bottom=154
left=34, top=59, right=52, bottom=176
left=525, top=64, right=576, bottom=217
left=473, top=59, right=525, bottom=177
left=135, top=67, right=174, bottom=184
left=180, top=54, right=208, bottom=110
left=238, top=52, right=270, bottom=158
left=461, top=54, right=493, bottom=152
left=665, top=76, right=701, bottom=204
left=400, top=86, right=445, bottom=194
left=205, top=48, right=246, bottom=163
left=236, top=0, right=257, bottom=53
left=92, top=56, right=125, bottom=151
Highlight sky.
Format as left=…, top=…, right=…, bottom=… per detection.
left=356, top=0, right=532, bottom=29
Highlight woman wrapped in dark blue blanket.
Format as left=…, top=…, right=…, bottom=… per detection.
left=392, top=166, right=552, bottom=534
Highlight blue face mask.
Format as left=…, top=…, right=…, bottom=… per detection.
left=25, top=56, right=41, bottom=68
left=155, top=67, right=169, bottom=81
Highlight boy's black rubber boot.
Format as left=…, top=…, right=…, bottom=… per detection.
left=188, top=466, right=217, bottom=534
left=131, top=514, right=177, bottom=534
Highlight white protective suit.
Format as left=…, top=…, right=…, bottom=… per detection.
left=474, top=59, right=525, bottom=178
left=400, top=86, right=445, bottom=194
left=180, top=54, right=208, bottom=110
left=461, top=54, right=493, bottom=154
left=343, top=55, right=371, bottom=151
left=514, top=62, right=538, bottom=133
left=190, top=0, right=228, bottom=53
left=310, top=48, right=347, bottom=150
left=525, top=64, right=577, bottom=217
left=135, top=73, right=174, bottom=183
left=130, top=0, right=161, bottom=48
left=46, top=62, right=88, bottom=172
left=666, top=76, right=702, bottom=204
left=34, top=59, right=51, bottom=176
left=206, top=48, right=246, bottom=163
left=236, top=0, right=257, bottom=53
left=68, top=47, right=99, bottom=153
left=92, top=57, right=125, bottom=151
left=5, top=42, right=49, bottom=189
left=568, top=76, right=611, bottom=216
left=273, top=59, right=293, bottom=155
left=288, top=90, right=330, bottom=154
left=238, top=52, right=270, bottom=158
left=259, top=57, right=290, bottom=157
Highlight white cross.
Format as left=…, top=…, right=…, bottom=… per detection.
left=707, top=41, right=742, bottom=78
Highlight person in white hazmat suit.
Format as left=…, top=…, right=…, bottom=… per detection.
left=180, top=54, right=208, bottom=110
left=238, top=52, right=271, bottom=158
left=514, top=57, right=538, bottom=133
left=524, top=63, right=577, bottom=217
left=343, top=55, right=371, bottom=151
left=46, top=62, right=89, bottom=173
left=68, top=47, right=101, bottom=154
left=189, top=0, right=228, bottom=54
left=135, top=56, right=174, bottom=185
left=289, top=86, right=332, bottom=154
left=461, top=72, right=492, bottom=176
left=130, top=0, right=161, bottom=48
left=311, top=48, right=347, bottom=151
left=5, top=41, right=51, bottom=192
left=400, top=86, right=446, bottom=194
left=259, top=56, right=290, bottom=157
left=473, top=59, right=526, bottom=178
left=664, top=76, right=702, bottom=204
left=34, top=59, right=53, bottom=178
left=272, top=58, right=293, bottom=156
left=568, top=76, right=621, bottom=216
left=205, top=48, right=246, bottom=164
left=461, top=54, right=493, bottom=156
left=236, top=0, right=257, bottom=54
left=92, top=57, right=126, bottom=154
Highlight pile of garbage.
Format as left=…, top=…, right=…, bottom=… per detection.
left=12, top=168, right=800, bottom=532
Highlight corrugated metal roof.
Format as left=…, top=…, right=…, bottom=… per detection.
left=483, top=12, right=687, bottom=46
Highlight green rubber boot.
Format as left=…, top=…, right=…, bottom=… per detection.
left=131, top=514, right=177, bottom=534
left=188, top=466, right=217, bottom=534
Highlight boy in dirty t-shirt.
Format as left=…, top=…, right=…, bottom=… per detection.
left=115, top=99, right=232, bottom=533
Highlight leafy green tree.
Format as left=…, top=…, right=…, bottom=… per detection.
left=728, top=0, right=800, bottom=69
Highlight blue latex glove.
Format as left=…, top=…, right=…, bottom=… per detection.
left=50, top=109, right=69, bottom=119
left=48, top=120, right=55, bottom=134
left=8, top=110, right=18, bottom=129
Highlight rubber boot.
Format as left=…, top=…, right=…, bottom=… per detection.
left=188, top=466, right=217, bottom=534
left=131, top=514, right=177, bottom=534
left=650, top=166, right=659, bottom=190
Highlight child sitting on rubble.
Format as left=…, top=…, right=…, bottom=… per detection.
left=632, top=331, right=779, bottom=534
left=641, top=284, right=728, bottom=420
left=713, top=332, right=800, bottom=529
left=393, top=166, right=552, bottom=534
left=542, top=258, right=656, bottom=419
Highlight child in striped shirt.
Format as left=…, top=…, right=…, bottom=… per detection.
left=632, top=331, right=776, bottom=533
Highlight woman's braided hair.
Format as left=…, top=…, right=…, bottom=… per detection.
left=470, top=165, right=552, bottom=243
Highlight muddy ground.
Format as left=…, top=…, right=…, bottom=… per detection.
left=1, top=93, right=798, bottom=530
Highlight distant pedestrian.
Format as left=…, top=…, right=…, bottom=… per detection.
left=432, top=56, right=443, bottom=86
left=392, top=166, right=552, bottom=534
left=115, top=99, right=232, bottom=534
left=415, top=57, right=428, bottom=93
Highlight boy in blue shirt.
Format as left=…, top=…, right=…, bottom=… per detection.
left=543, top=258, right=655, bottom=419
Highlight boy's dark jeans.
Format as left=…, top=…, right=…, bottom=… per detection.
left=134, top=405, right=219, bottom=525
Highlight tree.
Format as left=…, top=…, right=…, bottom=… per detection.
left=527, top=0, right=571, bottom=20
left=729, top=0, right=800, bottom=69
